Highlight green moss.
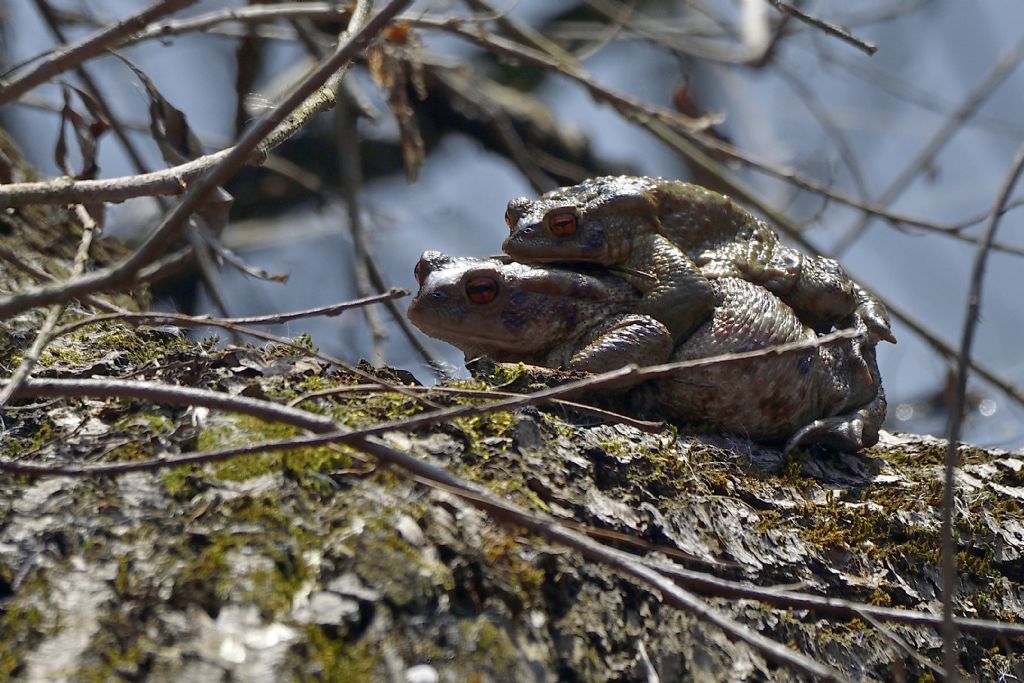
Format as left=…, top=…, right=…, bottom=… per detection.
left=246, top=554, right=312, bottom=618
left=75, top=630, right=150, bottom=682
left=460, top=617, right=520, bottom=672
left=351, top=517, right=451, bottom=606
left=188, top=413, right=353, bottom=490
left=102, top=441, right=151, bottom=462
left=298, top=374, right=329, bottom=392
left=539, top=412, right=577, bottom=440
left=295, top=333, right=318, bottom=352
left=161, top=465, right=205, bottom=500
left=294, top=627, right=377, bottom=682
left=331, top=392, right=423, bottom=429
left=31, top=420, right=56, bottom=451
left=40, top=325, right=190, bottom=369
left=452, top=411, right=515, bottom=453
left=482, top=362, right=530, bottom=386
left=480, top=533, right=545, bottom=605
left=0, top=570, right=56, bottom=679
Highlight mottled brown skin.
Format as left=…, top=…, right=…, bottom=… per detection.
left=408, top=252, right=885, bottom=452
left=409, top=251, right=674, bottom=373
left=503, top=176, right=896, bottom=373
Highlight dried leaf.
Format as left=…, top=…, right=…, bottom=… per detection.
left=54, top=83, right=109, bottom=180
left=367, top=41, right=426, bottom=181
left=112, top=52, right=233, bottom=234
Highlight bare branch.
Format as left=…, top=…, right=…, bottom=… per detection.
left=0, top=0, right=197, bottom=105
left=49, top=292, right=435, bottom=409
left=57, top=289, right=406, bottom=331
left=129, top=2, right=350, bottom=47
left=765, top=0, right=877, bottom=55
left=834, top=35, right=1024, bottom=255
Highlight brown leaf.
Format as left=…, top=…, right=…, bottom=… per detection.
left=367, top=42, right=426, bottom=181
left=113, top=52, right=233, bottom=234
left=54, top=83, right=110, bottom=181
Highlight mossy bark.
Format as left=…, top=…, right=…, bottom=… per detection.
left=1, top=131, right=1021, bottom=682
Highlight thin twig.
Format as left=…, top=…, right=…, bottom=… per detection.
left=357, top=230, right=444, bottom=369
left=776, top=64, right=870, bottom=207
left=941, top=140, right=1024, bottom=682
left=647, top=558, right=1024, bottom=640
left=336, top=91, right=387, bottom=364
left=287, top=382, right=666, bottom=432
left=53, top=290, right=405, bottom=331
left=0, top=203, right=98, bottom=406
left=393, top=470, right=849, bottom=681
left=834, top=35, right=1024, bottom=255
left=0, top=246, right=125, bottom=314
left=130, top=2, right=350, bottom=48
left=410, top=17, right=1002, bottom=240
left=0, top=3, right=351, bottom=80
left=33, top=0, right=155, bottom=177
left=765, top=0, right=877, bottom=55
left=194, top=222, right=289, bottom=283
left=0, top=0, right=196, bottom=105
left=48, top=293, right=434, bottom=408
left=184, top=225, right=237, bottom=337
left=857, top=609, right=946, bottom=679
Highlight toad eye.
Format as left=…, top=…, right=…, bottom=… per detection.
left=414, top=259, right=425, bottom=285
left=504, top=207, right=513, bottom=230
left=548, top=212, right=577, bottom=237
left=465, top=276, right=499, bottom=304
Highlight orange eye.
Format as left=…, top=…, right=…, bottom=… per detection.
left=548, top=212, right=577, bottom=236
left=465, top=276, right=499, bottom=304
left=504, top=207, right=513, bottom=229
left=414, top=260, right=425, bottom=285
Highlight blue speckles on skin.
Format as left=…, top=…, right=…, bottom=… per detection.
left=502, top=308, right=528, bottom=332
left=560, top=303, right=578, bottom=327
left=583, top=224, right=605, bottom=252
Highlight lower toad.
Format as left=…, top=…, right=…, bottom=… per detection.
left=408, top=251, right=885, bottom=452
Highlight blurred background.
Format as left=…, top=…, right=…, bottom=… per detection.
left=2, top=0, right=1023, bottom=448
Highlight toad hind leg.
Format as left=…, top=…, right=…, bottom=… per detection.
left=568, top=314, right=674, bottom=374
left=783, top=367, right=887, bottom=454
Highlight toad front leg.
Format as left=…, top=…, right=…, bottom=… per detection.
left=624, top=234, right=715, bottom=345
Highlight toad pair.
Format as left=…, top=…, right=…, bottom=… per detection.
left=408, top=176, right=895, bottom=452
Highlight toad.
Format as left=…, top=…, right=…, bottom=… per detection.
left=502, top=176, right=895, bottom=374
left=408, top=251, right=885, bottom=452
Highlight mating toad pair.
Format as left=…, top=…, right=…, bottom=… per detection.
left=408, top=176, right=895, bottom=452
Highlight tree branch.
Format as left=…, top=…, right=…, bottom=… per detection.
left=941, top=139, right=1024, bottom=683
left=0, top=0, right=197, bottom=105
